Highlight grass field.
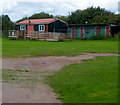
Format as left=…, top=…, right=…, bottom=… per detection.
left=2, top=38, right=118, bottom=58
left=48, top=56, right=118, bottom=103
left=2, top=38, right=118, bottom=103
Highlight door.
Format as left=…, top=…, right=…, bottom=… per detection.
left=46, top=24, right=48, bottom=32
left=80, top=27, right=84, bottom=38
left=96, top=27, right=100, bottom=36
left=106, top=27, right=110, bottom=36
left=27, top=25, right=34, bottom=34
left=28, top=25, right=34, bottom=31
left=72, top=28, right=76, bottom=38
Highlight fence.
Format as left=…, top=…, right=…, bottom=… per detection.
left=9, top=30, right=70, bottom=41
left=2, top=30, right=9, bottom=37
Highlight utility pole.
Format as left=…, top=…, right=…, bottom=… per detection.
left=118, top=1, right=120, bottom=14
left=54, top=16, right=56, bottom=32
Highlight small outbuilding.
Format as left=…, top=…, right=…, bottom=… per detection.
left=68, top=24, right=112, bottom=39
left=16, top=18, right=68, bottom=33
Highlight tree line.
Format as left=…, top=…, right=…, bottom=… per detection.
left=1, top=6, right=120, bottom=36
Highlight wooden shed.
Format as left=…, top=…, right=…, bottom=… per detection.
left=16, top=18, right=67, bottom=33
left=68, top=24, right=111, bottom=39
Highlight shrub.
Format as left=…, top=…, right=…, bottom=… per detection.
left=89, top=35, right=105, bottom=40
left=115, top=32, right=120, bottom=40
left=2, top=30, right=9, bottom=38
left=105, top=36, right=118, bottom=40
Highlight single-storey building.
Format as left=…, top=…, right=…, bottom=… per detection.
left=68, top=24, right=112, bottom=39
left=16, top=18, right=68, bottom=33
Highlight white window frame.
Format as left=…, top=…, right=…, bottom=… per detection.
left=39, top=25, right=45, bottom=32
left=20, top=25, right=26, bottom=30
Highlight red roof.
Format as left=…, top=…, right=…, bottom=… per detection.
left=17, top=18, right=57, bottom=24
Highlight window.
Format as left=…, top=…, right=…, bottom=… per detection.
left=39, top=25, right=45, bottom=32
left=20, top=25, right=26, bottom=30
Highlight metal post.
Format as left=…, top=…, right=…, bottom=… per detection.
left=54, top=17, right=56, bottom=32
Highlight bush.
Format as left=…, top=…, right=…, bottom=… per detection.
left=89, top=35, right=118, bottom=40
left=115, top=32, right=120, bottom=40
left=105, top=36, right=118, bottom=40
left=2, top=30, right=9, bottom=37
left=89, top=35, right=105, bottom=40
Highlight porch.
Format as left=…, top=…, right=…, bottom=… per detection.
left=9, top=30, right=70, bottom=41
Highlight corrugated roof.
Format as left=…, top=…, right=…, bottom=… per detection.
left=68, top=24, right=110, bottom=27
left=17, top=18, right=58, bottom=24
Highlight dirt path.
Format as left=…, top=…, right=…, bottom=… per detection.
left=2, top=53, right=119, bottom=103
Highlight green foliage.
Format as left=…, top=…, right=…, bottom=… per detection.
left=1, top=15, right=15, bottom=37
left=16, top=12, right=54, bottom=22
left=67, top=6, right=115, bottom=24
left=105, top=36, right=118, bottom=40
left=16, top=16, right=28, bottom=23
left=2, top=15, right=14, bottom=30
left=114, top=14, right=120, bottom=25
left=115, top=32, right=120, bottom=40
left=55, top=15, right=68, bottom=22
left=29, top=12, right=53, bottom=19
left=16, top=6, right=119, bottom=25
left=48, top=56, right=118, bottom=103
left=89, top=35, right=105, bottom=40
left=2, top=38, right=118, bottom=58
left=93, top=14, right=118, bottom=24
left=16, top=12, right=68, bottom=23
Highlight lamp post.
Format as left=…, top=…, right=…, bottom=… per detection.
left=85, top=21, right=88, bottom=24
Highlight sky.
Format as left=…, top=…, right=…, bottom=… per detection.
left=0, top=0, right=120, bottom=22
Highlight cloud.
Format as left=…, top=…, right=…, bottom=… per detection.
left=1, top=0, right=119, bottom=22
left=0, top=0, right=17, bottom=13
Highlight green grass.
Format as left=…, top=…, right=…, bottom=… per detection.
left=48, top=56, right=118, bottom=103
left=2, top=38, right=118, bottom=58
left=2, top=38, right=118, bottom=103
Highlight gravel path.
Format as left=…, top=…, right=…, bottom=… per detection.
left=2, top=53, right=119, bottom=103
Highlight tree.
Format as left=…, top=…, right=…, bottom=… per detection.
left=55, top=15, right=68, bottom=22
left=16, top=7, right=117, bottom=25
left=1, top=15, right=15, bottom=37
left=2, top=15, right=15, bottom=30
left=16, top=12, right=54, bottom=22
left=29, top=12, right=53, bottom=19
left=93, top=14, right=116, bottom=24
left=114, top=14, right=120, bottom=25
left=16, top=16, right=28, bottom=22
left=67, top=6, right=114, bottom=24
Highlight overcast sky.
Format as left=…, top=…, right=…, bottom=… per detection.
left=0, top=0, right=119, bottom=22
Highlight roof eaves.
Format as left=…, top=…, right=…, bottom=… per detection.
left=47, top=19, right=68, bottom=25
left=68, top=24, right=110, bottom=27
left=16, top=18, right=67, bottom=25
left=16, top=23, right=49, bottom=25
left=57, top=19, right=68, bottom=25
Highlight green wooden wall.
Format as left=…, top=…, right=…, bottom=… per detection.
left=100, top=27, right=106, bottom=37
left=84, top=26, right=95, bottom=38
left=68, top=26, right=110, bottom=39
